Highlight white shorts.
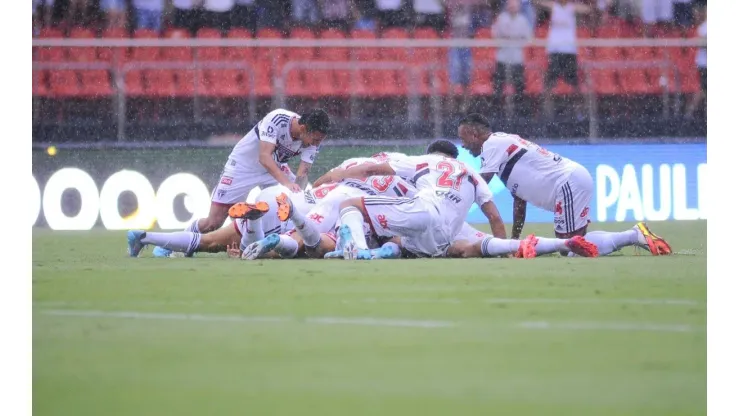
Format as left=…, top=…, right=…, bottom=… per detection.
left=361, top=196, right=450, bottom=257
left=641, top=0, right=672, bottom=24
left=234, top=185, right=294, bottom=249
left=304, top=184, right=368, bottom=235
left=454, top=222, right=490, bottom=243
left=554, top=164, right=593, bottom=234
left=212, top=162, right=295, bottom=206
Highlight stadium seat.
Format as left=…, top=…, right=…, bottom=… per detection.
left=173, top=69, right=206, bottom=97
left=49, top=70, right=81, bottom=97
left=98, top=28, right=127, bottom=65
left=224, top=28, right=253, bottom=62
left=524, top=68, right=543, bottom=95
left=409, top=27, right=441, bottom=65
left=470, top=68, right=493, bottom=96
left=350, top=29, right=379, bottom=96
left=204, top=69, right=245, bottom=97
left=619, top=68, right=651, bottom=94
left=79, top=70, right=113, bottom=97
left=144, top=69, right=177, bottom=97
left=33, top=70, right=49, bottom=97
left=319, top=28, right=349, bottom=61
left=124, top=70, right=145, bottom=96
left=129, top=29, right=161, bottom=62
left=472, top=27, right=495, bottom=65
left=68, top=27, right=96, bottom=62
left=256, top=28, right=285, bottom=74
left=588, top=68, right=621, bottom=95
left=163, top=29, right=193, bottom=61
left=36, top=28, right=65, bottom=62
left=196, top=28, right=223, bottom=61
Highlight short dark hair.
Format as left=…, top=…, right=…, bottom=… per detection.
left=426, top=139, right=459, bottom=158
left=299, top=109, right=330, bottom=134
left=458, top=113, right=491, bottom=130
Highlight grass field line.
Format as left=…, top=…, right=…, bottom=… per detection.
left=350, top=297, right=704, bottom=306
left=37, top=309, right=705, bottom=333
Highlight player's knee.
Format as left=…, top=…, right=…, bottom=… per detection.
left=339, top=198, right=362, bottom=211
left=446, top=241, right=467, bottom=258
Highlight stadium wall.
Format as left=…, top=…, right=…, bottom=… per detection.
left=31, top=142, right=705, bottom=230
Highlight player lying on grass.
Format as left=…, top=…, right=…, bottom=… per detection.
left=457, top=113, right=672, bottom=256
left=126, top=183, right=339, bottom=258
left=314, top=139, right=596, bottom=260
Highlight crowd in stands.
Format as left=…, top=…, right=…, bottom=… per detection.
left=33, top=0, right=707, bottom=38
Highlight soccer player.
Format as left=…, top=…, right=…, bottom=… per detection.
left=313, top=140, right=511, bottom=259
left=457, top=113, right=672, bottom=256
left=187, top=108, right=329, bottom=235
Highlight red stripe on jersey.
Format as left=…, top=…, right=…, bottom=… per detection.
left=415, top=163, right=429, bottom=171
left=397, top=182, right=408, bottom=195
left=506, top=144, right=519, bottom=156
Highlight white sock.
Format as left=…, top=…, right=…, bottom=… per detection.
left=339, top=207, right=369, bottom=250
left=240, top=219, right=264, bottom=249
left=184, top=220, right=201, bottom=233
left=535, top=237, right=569, bottom=256
left=584, top=230, right=639, bottom=256
left=275, top=235, right=299, bottom=258
left=480, top=237, right=520, bottom=257
left=142, top=232, right=201, bottom=256
left=294, top=213, right=322, bottom=248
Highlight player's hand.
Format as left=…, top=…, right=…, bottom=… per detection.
left=313, top=171, right=337, bottom=187
left=226, top=243, right=242, bottom=259
left=285, top=182, right=302, bottom=193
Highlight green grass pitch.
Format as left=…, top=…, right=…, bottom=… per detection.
left=33, top=221, right=706, bottom=416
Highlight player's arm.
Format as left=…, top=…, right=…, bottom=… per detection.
left=295, top=161, right=311, bottom=189
left=314, top=162, right=396, bottom=187
left=511, top=196, right=527, bottom=240
left=480, top=200, right=507, bottom=239
left=259, top=141, right=300, bottom=192
left=480, top=172, right=495, bottom=183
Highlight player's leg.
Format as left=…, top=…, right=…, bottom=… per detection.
left=446, top=234, right=598, bottom=259
left=583, top=223, right=672, bottom=256
left=242, top=230, right=303, bottom=260
left=128, top=226, right=236, bottom=258
left=275, top=192, right=326, bottom=254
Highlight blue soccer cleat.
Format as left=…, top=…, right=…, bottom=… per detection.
left=127, top=230, right=146, bottom=257
left=337, top=224, right=357, bottom=260
left=373, top=242, right=402, bottom=259
left=152, top=246, right=173, bottom=258
left=323, top=250, right=343, bottom=259
left=242, top=233, right=281, bottom=260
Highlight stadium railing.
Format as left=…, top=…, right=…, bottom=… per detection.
left=32, top=37, right=706, bottom=141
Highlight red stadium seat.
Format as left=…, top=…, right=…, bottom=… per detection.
left=256, top=28, right=284, bottom=74
left=349, top=29, right=378, bottom=96
left=36, top=28, right=65, bottom=62
left=173, top=69, right=206, bottom=97
left=472, top=27, right=494, bottom=64
left=79, top=70, right=113, bottom=97
left=204, top=69, right=245, bottom=97
left=68, top=28, right=96, bottom=62
left=124, top=70, right=145, bottom=96
left=144, top=69, right=177, bottom=97
left=524, top=68, right=543, bottom=95
left=619, top=68, right=651, bottom=94
left=129, top=29, right=161, bottom=62
left=470, top=68, right=493, bottom=96
left=33, top=70, right=49, bottom=97
left=98, top=28, right=127, bottom=64
left=588, top=68, right=621, bottom=95
left=49, top=70, right=81, bottom=97
left=196, top=28, right=223, bottom=61
left=163, top=29, right=193, bottom=61
left=224, top=29, right=253, bottom=62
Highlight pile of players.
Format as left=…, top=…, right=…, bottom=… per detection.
left=127, top=108, right=672, bottom=260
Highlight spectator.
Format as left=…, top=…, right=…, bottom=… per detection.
left=33, top=0, right=54, bottom=33
left=231, top=0, right=258, bottom=33
left=319, top=0, right=353, bottom=32
left=413, top=0, right=446, bottom=33
left=375, top=0, right=408, bottom=30
left=640, top=0, right=672, bottom=36
left=353, top=0, right=377, bottom=30
left=447, top=0, right=475, bottom=113
left=520, top=0, right=536, bottom=28
left=203, top=0, right=235, bottom=31
left=492, top=0, right=532, bottom=110
left=172, top=0, right=203, bottom=35
left=100, top=0, right=127, bottom=29
left=534, top=0, right=591, bottom=120
left=672, top=0, right=693, bottom=36
left=292, top=0, right=321, bottom=26
left=685, top=3, right=706, bottom=118
left=132, top=0, right=165, bottom=32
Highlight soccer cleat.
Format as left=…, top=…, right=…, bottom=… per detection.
left=565, top=235, right=599, bottom=258
left=370, top=242, right=402, bottom=259
left=152, top=246, right=173, bottom=258
left=228, top=201, right=270, bottom=220
left=242, top=233, right=280, bottom=260
left=356, top=249, right=373, bottom=260
left=635, top=222, right=673, bottom=255
left=127, top=230, right=146, bottom=257
left=337, top=224, right=358, bottom=260
left=275, top=193, right=293, bottom=222
left=517, top=234, right=539, bottom=259
left=323, top=250, right=343, bottom=259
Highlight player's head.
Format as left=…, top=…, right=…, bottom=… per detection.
left=457, top=113, right=491, bottom=157
left=298, top=109, right=330, bottom=146
left=426, top=140, right=459, bottom=159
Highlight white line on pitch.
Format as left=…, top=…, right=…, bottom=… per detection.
left=39, top=309, right=455, bottom=329
left=518, top=321, right=704, bottom=333
left=348, top=298, right=702, bottom=306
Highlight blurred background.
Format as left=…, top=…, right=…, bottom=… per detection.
left=31, top=0, right=707, bottom=230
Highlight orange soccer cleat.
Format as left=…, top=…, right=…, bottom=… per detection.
left=635, top=222, right=673, bottom=255
left=517, top=234, right=539, bottom=259
left=228, top=201, right=270, bottom=220
left=275, top=193, right=293, bottom=222
left=565, top=235, right=599, bottom=257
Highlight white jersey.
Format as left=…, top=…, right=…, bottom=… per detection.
left=227, top=108, right=319, bottom=173
left=332, top=157, right=418, bottom=199
left=389, top=154, right=493, bottom=238
left=479, top=132, right=578, bottom=211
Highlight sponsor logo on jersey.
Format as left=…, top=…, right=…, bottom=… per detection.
left=217, top=190, right=227, bottom=199
left=437, top=191, right=462, bottom=203
left=580, top=207, right=590, bottom=218
left=308, top=213, right=324, bottom=224
left=376, top=214, right=389, bottom=230
left=555, top=201, right=563, bottom=215
left=220, top=177, right=233, bottom=185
